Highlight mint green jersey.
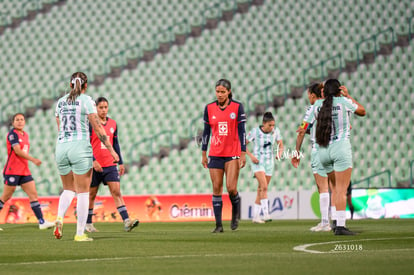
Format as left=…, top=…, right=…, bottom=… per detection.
left=302, top=99, right=324, bottom=149
left=55, top=94, right=97, bottom=143
left=246, top=126, right=282, bottom=165
left=308, top=97, right=358, bottom=145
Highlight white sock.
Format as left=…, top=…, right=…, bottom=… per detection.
left=330, top=206, right=337, bottom=221
left=260, top=199, right=269, bottom=216
left=253, top=203, right=261, bottom=219
left=57, top=190, right=76, bottom=219
left=76, top=192, right=89, bottom=236
left=320, top=193, right=330, bottom=225
left=337, top=210, right=346, bottom=227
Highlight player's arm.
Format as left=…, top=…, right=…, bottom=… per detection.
left=291, top=122, right=309, bottom=168
left=113, top=127, right=125, bottom=175
left=238, top=104, right=247, bottom=168
left=201, top=106, right=210, bottom=168
left=340, top=86, right=366, bottom=116
left=89, top=113, right=119, bottom=163
left=11, top=141, right=41, bottom=166
left=55, top=117, right=60, bottom=130
left=276, top=139, right=284, bottom=160
left=245, top=140, right=259, bottom=164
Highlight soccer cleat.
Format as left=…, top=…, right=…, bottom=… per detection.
left=54, top=219, right=63, bottom=239
left=74, top=234, right=93, bottom=242
left=124, top=219, right=139, bottom=232
left=263, top=214, right=272, bottom=223
left=85, top=223, right=99, bottom=233
left=252, top=217, right=265, bottom=224
left=334, top=226, right=356, bottom=235
left=211, top=225, right=224, bottom=233
left=310, top=223, right=332, bottom=232
left=39, top=220, right=55, bottom=230
left=230, top=204, right=240, bottom=230
left=331, top=220, right=337, bottom=232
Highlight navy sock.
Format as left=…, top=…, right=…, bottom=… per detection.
left=87, top=208, right=94, bottom=223
left=30, top=201, right=44, bottom=224
left=117, top=205, right=129, bottom=221
left=229, top=193, right=241, bottom=219
left=212, top=195, right=223, bottom=227
left=0, top=200, right=4, bottom=211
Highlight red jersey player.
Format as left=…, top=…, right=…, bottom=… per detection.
left=201, top=79, right=246, bottom=233
left=86, top=97, right=139, bottom=232
left=0, top=113, right=54, bottom=230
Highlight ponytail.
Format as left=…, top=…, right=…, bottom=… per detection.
left=67, top=72, right=87, bottom=103
left=315, top=79, right=341, bottom=147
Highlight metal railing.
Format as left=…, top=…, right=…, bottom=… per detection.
left=153, top=19, right=189, bottom=49
left=352, top=170, right=392, bottom=188
left=356, top=27, right=395, bottom=65
left=302, top=54, right=343, bottom=90
left=128, top=130, right=173, bottom=162
left=246, top=79, right=288, bottom=114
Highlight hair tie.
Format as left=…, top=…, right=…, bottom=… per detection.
left=71, top=77, right=84, bottom=86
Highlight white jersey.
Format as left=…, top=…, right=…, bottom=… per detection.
left=246, top=126, right=282, bottom=165
left=311, top=96, right=358, bottom=144
left=302, top=99, right=324, bottom=149
left=55, top=93, right=97, bottom=143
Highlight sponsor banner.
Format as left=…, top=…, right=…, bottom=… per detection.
left=351, top=188, right=414, bottom=219
left=0, top=194, right=232, bottom=224
left=298, top=190, right=320, bottom=219
left=240, top=191, right=298, bottom=220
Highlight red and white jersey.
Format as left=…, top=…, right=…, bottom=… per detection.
left=204, top=99, right=246, bottom=157
left=90, top=118, right=118, bottom=168
left=3, top=129, right=31, bottom=176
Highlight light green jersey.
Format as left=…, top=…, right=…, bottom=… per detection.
left=307, top=96, right=358, bottom=145
left=246, top=126, right=282, bottom=165
left=302, top=99, right=324, bottom=149
left=55, top=93, right=97, bottom=143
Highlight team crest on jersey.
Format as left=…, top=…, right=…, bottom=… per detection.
left=110, top=127, right=115, bottom=134
left=230, top=112, right=236, bottom=119
left=9, top=177, right=15, bottom=183
left=218, top=122, right=228, bottom=136
left=8, top=135, right=14, bottom=141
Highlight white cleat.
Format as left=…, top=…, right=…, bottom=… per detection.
left=39, top=220, right=55, bottom=230
left=252, top=217, right=265, bottom=224
left=85, top=223, right=99, bottom=233
left=310, top=223, right=332, bottom=232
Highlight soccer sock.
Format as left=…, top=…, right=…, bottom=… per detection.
left=30, top=201, right=44, bottom=224
left=76, top=192, right=89, bottom=236
left=330, top=206, right=337, bottom=222
left=336, top=210, right=346, bottom=227
left=253, top=203, right=261, bottom=219
left=212, top=195, right=223, bottom=227
left=320, top=193, right=330, bottom=225
left=260, top=198, right=269, bottom=217
left=57, top=190, right=76, bottom=219
left=0, top=200, right=4, bottom=211
left=230, top=192, right=241, bottom=220
left=349, top=205, right=355, bottom=219
left=117, top=205, right=130, bottom=221
left=87, top=208, right=94, bottom=224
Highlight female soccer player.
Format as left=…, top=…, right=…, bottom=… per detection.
left=246, top=112, right=283, bottom=223
left=0, top=113, right=54, bottom=230
left=86, top=97, right=139, bottom=233
left=54, top=72, right=119, bottom=241
left=201, top=79, right=246, bottom=233
left=292, top=83, right=332, bottom=232
left=315, top=79, right=365, bottom=235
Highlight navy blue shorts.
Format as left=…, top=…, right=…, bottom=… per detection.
left=91, top=166, right=120, bottom=187
left=3, top=175, right=34, bottom=186
left=208, top=156, right=240, bottom=170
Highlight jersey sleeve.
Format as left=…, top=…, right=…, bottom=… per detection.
left=300, top=105, right=315, bottom=130
left=275, top=127, right=282, bottom=141
left=237, top=103, right=247, bottom=123
left=343, top=97, right=358, bottom=113
left=246, top=128, right=255, bottom=142
left=85, top=96, right=97, bottom=114
left=7, top=131, right=20, bottom=147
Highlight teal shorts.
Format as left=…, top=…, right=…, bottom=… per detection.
left=251, top=160, right=274, bottom=176
left=55, top=140, right=93, bottom=175
left=317, top=139, right=353, bottom=173
left=310, top=148, right=327, bottom=177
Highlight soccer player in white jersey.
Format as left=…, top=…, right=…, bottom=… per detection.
left=54, top=72, right=119, bottom=241
left=246, top=112, right=283, bottom=223
left=292, top=83, right=332, bottom=231
left=315, top=79, right=365, bottom=235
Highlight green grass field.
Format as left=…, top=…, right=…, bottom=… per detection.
left=0, top=219, right=413, bottom=275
